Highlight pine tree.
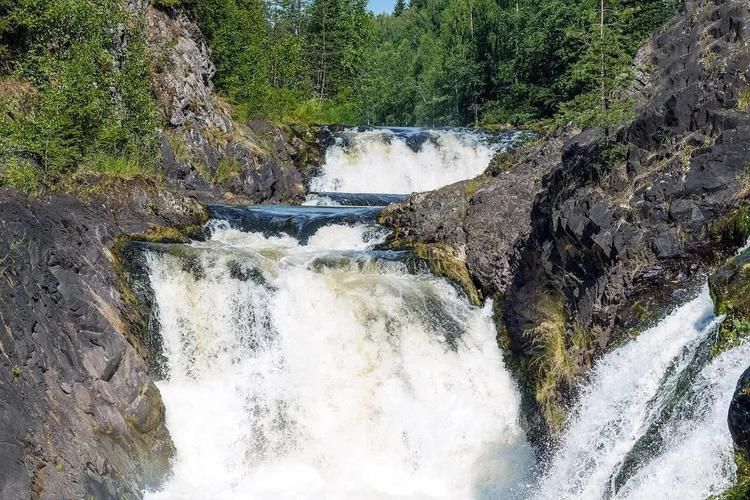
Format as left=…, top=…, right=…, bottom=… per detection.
left=393, top=0, right=406, bottom=16
left=307, top=0, right=372, bottom=99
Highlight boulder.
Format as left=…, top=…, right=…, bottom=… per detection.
left=729, top=366, right=750, bottom=455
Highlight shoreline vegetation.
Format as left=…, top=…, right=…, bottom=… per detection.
left=0, top=0, right=678, bottom=194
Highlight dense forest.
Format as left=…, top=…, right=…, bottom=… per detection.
left=0, top=0, right=679, bottom=192
left=182, top=0, right=680, bottom=126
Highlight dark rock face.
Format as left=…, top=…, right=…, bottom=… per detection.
left=729, top=366, right=750, bottom=455
left=382, top=0, right=750, bottom=433
left=381, top=135, right=565, bottom=299
left=506, top=0, right=750, bottom=353
left=144, top=6, right=324, bottom=204
left=0, top=179, right=205, bottom=499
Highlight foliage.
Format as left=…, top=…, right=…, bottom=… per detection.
left=0, top=0, right=158, bottom=190
left=187, top=0, right=373, bottom=124
left=356, top=0, right=679, bottom=126
left=0, top=0, right=683, bottom=193
left=0, top=159, right=41, bottom=195
left=180, top=0, right=675, bottom=127
left=715, top=451, right=750, bottom=500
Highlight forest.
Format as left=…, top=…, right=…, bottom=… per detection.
left=0, top=0, right=679, bottom=191
left=183, top=0, right=680, bottom=126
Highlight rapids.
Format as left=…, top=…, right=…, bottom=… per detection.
left=137, top=127, right=746, bottom=499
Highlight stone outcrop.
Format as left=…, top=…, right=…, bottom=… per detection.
left=730, top=366, right=750, bottom=453
left=381, top=0, right=750, bottom=434
left=0, top=177, right=206, bottom=498
left=711, top=249, right=750, bottom=466
left=143, top=5, right=324, bottom=204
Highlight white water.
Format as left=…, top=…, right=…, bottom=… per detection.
left=140, top=127, right=749, bottom=500
left=145, top=222, right=532, bottom=500
left=615, top=341, right=750, bottom=498
left=534, top=287, right=744, bottom=499
left=309, top=128, right=508, bottom=194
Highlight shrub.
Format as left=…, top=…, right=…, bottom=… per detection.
left=0, top=0, right=158, bottom=186
left=0, top=160, right=41, bottom=195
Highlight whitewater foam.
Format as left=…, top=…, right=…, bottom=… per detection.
left=534, top=287, right=735, bottom=499
left=144, top=222, right=532, bottom=499
left=309, top=128, right=511, bottom=194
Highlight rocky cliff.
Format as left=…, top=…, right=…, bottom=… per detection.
left=382, top=0, right=750, bottom=434
left=137, top=3, right=324, bottom=204
left=0, top=177, right=205, bottom=498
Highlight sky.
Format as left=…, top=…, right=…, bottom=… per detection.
left=368, top=0, right=397, bottom=14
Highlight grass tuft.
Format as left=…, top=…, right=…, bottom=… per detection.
left=527, top=293, right=577, bottom=433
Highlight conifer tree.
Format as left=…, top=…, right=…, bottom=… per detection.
left=393, top=0, right=406, bottom=16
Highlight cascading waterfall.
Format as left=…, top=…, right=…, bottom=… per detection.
left=137, top=127, right=747, bottom=499
left=309, top=127, right=522, bottom=194
left=534, top=287, right=745, bottom=499
left=143, top=203, right=533, bottom=499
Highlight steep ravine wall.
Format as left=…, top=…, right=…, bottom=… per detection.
left=0, top=180, right=205, bottom=498
left=382, top=0, right=750, bottom=437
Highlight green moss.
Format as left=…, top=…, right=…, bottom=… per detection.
left=214, top=157, right=243, bottom=184
left=712, top=318, right=750, bottom=357
left=463, top=175, right=488, bottom=199
left=391, top=241, right=480, bottom=306
left=739, top=89, right=750, bottom=113
left=712, top=206, right=750, bottom=251
left=526, top=292, right=575, bottom=433
left=715, top=451, right=750, bottom=499
left=709, top=247, right=750, bottom=356
left=594, top=142, right=629, bottom=177
left=131, top=224, right=203, bottom=245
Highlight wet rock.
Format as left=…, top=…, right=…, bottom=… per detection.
left=729, top=367, right=750, bottom=455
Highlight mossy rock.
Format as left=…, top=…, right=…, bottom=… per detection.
left=710, top=248, right=750, bottom=318
left=389, top=240, right=480, bottom=306
left=715, top=451, right=750, bottom=499
left=709, top=247, right=750, bottom=355
left=131, top=224, right=204, bottom=245
left=711, top=206, right=750, bottom=255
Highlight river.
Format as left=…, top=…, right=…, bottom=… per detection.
left=138, top=127, right=743, bottom=499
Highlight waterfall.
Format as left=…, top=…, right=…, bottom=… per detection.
left=309, top=128, right=522, bottom=194
left=137, top=127, right=746, bottom=499
left=534, top=286, right=745, bottom=499
left=143, top=205, right=533, bottom=499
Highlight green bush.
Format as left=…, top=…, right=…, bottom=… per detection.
left=0, top=160, right=41, bottom=195
left=0, top=0, right=158, bottom=188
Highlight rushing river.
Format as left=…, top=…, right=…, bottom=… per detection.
left=139, top=127, right=745, bottom=499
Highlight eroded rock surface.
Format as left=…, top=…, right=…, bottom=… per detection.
left=144, top=5, right=324, bottom=204
left=381, top=0, right=750, bottom=433
left=0, top=179, right=206, bottom=499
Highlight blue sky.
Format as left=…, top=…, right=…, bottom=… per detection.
left=368, top=0, right=397, bottom=14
